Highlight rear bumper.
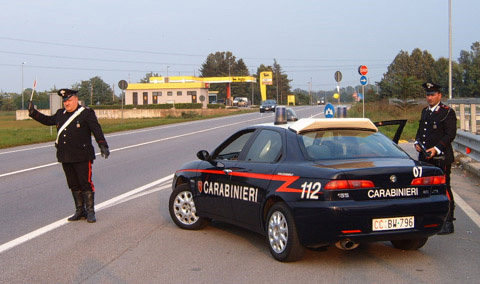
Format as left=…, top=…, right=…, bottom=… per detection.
left=287, top=196, right=449, bottom=247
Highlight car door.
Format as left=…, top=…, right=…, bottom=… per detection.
left=195, top=129, right=256, bottom=221
left=374, top=119, right=407, bottom=144
left=228, top=128, right=284, bottom=230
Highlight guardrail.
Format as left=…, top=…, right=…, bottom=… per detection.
left=449, top=99, right=480, bottom=163
left=453, top=130, right=480, bottom=161
left=449, top=98, right=480, bottom=134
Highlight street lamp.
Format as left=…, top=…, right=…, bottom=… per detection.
left=166, top=65, right=170, bottom=77
left=21, top=62, right=26, bottom=109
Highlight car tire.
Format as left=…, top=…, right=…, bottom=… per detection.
left=169, top=184, right=209, bottom=230
left=390, top=238, right=428, bottom=250
left=260, top=109, right=265, bottom=113
left=266, top=202, right=305, bottom=262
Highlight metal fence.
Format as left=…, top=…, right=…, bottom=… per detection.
left=449, top=99, right=480, bottom=162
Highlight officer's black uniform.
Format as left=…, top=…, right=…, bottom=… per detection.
left=28, top=89, right=109, bottom=223
left=415, top=82, right=457, bottom=234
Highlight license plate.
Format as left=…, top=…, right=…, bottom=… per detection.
left=372, top=216, right=414, bottom=231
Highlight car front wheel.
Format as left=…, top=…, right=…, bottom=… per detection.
left=266, top=202, right=305, bottom=262
left=390, top=238, right=428, bottom=250
left=169, top=184, right=209, bottom=230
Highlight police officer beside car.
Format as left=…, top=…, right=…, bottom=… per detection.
left=415, top=82, right=457, bottom=234
left=28, top=88, right=110, bottom=223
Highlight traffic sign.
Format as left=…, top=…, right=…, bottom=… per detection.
left=358, top=65, right=368, bottom=76
left=334, top=71, right=342, bottom=83
left=324, top=103, right=335, bottom=118
left=118, top=80, right=128, bottom=90
left=360, top=76, right=368, bottom=85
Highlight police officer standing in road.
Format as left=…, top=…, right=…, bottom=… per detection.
left=415, top=82, right=457, bottom=234
left=28, top=89, right=110, bottom=223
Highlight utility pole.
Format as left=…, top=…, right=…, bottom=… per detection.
left=448, top=0, right=453, bottom=99
left=90, top=83, right=93, bottom=106
left=309, top=78, right=312, bottom=105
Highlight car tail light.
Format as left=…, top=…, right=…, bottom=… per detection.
left=324, top=180, right=375, bottom=190
left=411, top=175, right=446, bottom=185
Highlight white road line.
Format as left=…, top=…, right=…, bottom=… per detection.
left=0, top=174, right=173, bottom=254
left=453, top=191, right=480, bottom=228
left=0, top=162, right=60, bottom=178
left=0, top=144, right=52, bottom=155
left=0, top=116, right=267, bottom=178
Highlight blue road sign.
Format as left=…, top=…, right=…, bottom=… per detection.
left=360, top=75, right=368, bottom=85
left=324, top=103, right=335, bottom=118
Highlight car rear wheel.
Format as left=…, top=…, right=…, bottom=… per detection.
left=390, top=238, right=428, bottom=250
left=169, top=184, right=209, bottom=230
left=266, top=203, right=305, bottom=262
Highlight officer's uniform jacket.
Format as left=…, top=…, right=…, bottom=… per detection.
left=29, top=105, right=108, bottom=163
left=415, top=102, right=457, bottom=165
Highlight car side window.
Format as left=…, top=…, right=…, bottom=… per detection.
left=244, top=130, right=282, bottom=163
left=214, top=130, right=254, bottom=160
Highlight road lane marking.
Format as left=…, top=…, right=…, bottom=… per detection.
left=0, top=110, right=278, bottom=155
left=0, top=162, right=60, bottom=178
left=0, top=174, right=173, bottom=254
left=0, top=116, right=268, bottom=178
left=453, top=191, right=480, bottom=228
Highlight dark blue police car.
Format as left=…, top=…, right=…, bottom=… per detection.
left=169, top=107, right=449, bottom=262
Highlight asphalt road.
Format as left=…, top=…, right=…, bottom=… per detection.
left=1, top=106, right=479, bottom=284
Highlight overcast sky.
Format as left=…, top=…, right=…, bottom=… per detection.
left=1, top=0, right=479, bottom=95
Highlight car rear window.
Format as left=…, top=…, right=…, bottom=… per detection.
left=298, top=129, right=409, bottom=160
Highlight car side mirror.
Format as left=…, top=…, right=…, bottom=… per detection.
left=197, top=150, right=210, bottom=161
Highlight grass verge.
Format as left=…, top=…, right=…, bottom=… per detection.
left=0, top=110, right=256, bottom=149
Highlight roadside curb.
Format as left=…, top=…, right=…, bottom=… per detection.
left=456, top=153, right=480, bottom=180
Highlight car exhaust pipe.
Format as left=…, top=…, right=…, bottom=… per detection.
left=335, top=239, right=360, bottom=250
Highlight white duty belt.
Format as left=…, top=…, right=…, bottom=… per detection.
left=56, top=106, right=85, bottom=145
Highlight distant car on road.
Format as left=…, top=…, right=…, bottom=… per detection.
left=212, top=99, right=226, bottom=105
left=259, top=99, right=277, bottom=113
left=168, top=114, right=449, bottom=262
left=233, top=97, right=249, bottom=107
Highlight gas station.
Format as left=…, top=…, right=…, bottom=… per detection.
left=125, top=76, right=256, bottom=107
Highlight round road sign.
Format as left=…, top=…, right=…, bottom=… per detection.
left=358, top=65, right=368, bottom=76
left=360, top=75, right=368, bottom=85
left=118, top=80, right=128, bottom=90
left=334, top=71, right=342, bottom=83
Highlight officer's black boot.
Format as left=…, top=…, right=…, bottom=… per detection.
left=84, top=191, right=96, bottom=223
left=67, top=190, right=86, bottom=221
left=438, top=201, right=455, bottom=235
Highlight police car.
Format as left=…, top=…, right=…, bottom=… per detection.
left=169, top=107, right=449, bottom=262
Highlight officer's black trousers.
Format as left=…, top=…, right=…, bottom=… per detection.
left=62, top=161, right=95, bottom=192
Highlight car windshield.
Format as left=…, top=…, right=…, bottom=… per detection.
left=262, top=100, right=276, bottom=105
left=298, top=129, right=409, bottom=160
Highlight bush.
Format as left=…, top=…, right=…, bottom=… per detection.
left=174, top=103, right=203, bottom=109
left=207, top=104, right=226, bottom=109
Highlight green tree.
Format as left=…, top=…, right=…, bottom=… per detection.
left=272, top=59, right=292, bottom=105
left=458, top=42, right=480, bottom=97
left=431, top=57, right=463, bottom=96
left=73, top=76, right=113, bottom=106
left=378, top=49, right=434, bottom=99
left=199, top=51, right=251, bottom=100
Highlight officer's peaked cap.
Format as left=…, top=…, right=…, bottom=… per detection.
left=422, top=82, right=442, bottom=95
left=58, top=89, right=79, bottom=101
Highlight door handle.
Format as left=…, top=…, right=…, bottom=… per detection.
left=223, top=169, right=233, bottom=175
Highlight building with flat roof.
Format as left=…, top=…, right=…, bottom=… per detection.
left=125, top=76, right=256, bottom=107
